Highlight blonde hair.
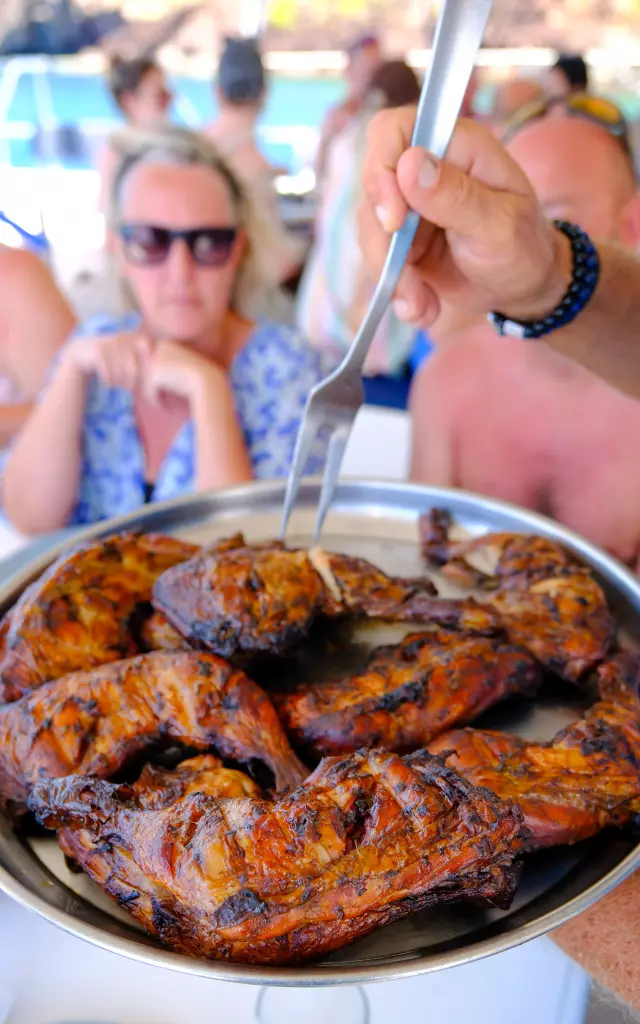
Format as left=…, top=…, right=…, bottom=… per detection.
left=108, top=124, right=277, bottom=318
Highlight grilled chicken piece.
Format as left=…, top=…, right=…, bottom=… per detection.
left=428, top=652, right=640, bottom=850
left=152, top=535, right=499, bottom=661
left=30, top=748, right=525, bottom=966
left=0, top=650, right=306, bottom=815
left=275, top=631, right=541, bottom=758
left=138, top=610, right=193, bottom=653
left=0, top=532, right=199, bottom=700
left=421, top=509, right=615, bottom=682
left=57, top=754, right=262, bottom=912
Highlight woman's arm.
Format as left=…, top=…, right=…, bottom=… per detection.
left=189, top=366, right=253, bottom=490
left=0, top=403, right=35, bottom=448
left=0, top=249, right=75, bottom=397
left=2, top=352, right=87, bottom=534
left=143, top=340, right=253, bottom=491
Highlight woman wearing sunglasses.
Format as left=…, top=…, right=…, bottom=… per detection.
left=2, top=127, right=329, bottom=534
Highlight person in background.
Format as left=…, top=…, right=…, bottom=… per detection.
left=315, top=33, right=383, bottom=184
left=0, top=246, right=75, bottom=448
left=2, top=128, right=329, bottom=535
left=359, top=104, right=640, bottom=1017
left=297, top=60, right=421, bottom=409
left=207, top=36, right=306, bottom=309
left=545, top=53, right=590, bottom=100
left=99, top=56, right=173, bottom=211
left=489, top=76, right=544, bottom=137
left=410, top=99, right=640, bottom=567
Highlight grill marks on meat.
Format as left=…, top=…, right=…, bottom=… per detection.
left=0, top=651, right=306, bottom=814
left=275, top=631, right=541, bottom=758
left=428, top=652, right=640, bottom=851
left=420, top=509, right=615, bottom=682
left=152, top=535, right=499, bottom=661
left=29, top=749, right=525, bottom=965
left=0, top=532, right=199, bottom=700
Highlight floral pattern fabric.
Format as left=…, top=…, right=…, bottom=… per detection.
left=68, top=314, right=330, bottom=525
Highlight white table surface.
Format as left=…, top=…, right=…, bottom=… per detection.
left=0, top=406, right=590, bottom=1023
left=0, top=894, right=588, bottom=1024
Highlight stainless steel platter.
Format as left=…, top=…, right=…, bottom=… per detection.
left=0, top=479, right=639, bottom=987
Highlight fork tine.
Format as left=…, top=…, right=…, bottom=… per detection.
left=312, top=423, right=352, bottom=543
left=280, top=416, right=321, bottom=539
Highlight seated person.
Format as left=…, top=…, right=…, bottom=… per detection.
left=315, top=33, right=383, bottom=183
left=3, top=127, right=329, bottom=536
left=207, top=37, right=306, bottom=307
left=297, top=60, right=421, bottom=405
left=489, top=76, right=544, bottom=138
left=0, top=246, right=74, bottom=448
left=409, top=101, right=640, bottom=567
left=99, top=56, right=173, bottom=212
left=545, top=52, right=590, bottom=100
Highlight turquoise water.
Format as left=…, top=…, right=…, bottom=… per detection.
left=3, top=61, right=639, bottom=172
left=1, top=62, right=345, bottom=170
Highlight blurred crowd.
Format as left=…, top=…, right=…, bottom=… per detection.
left=1, top=34, right=639, bottom=573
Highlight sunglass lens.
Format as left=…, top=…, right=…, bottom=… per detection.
left=124, top=226, right=170, bottom=265
left=190, top=228, right=237, bottom=267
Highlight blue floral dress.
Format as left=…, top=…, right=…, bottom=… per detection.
left=65, top=314, right=330, bottom=525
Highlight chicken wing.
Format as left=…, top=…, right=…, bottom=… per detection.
left=0, top=650, right=306, bottom=815
left=275, top=630, right=541, bottom=758
left=428, top=652, right=640, bottom=850
left=30, top=748, right=525, bottom=965
left=0, top=532, right=200, bottom=700
left=152, top=535, right=499, bottom=661
left=420, top=509, right=616, bottom=682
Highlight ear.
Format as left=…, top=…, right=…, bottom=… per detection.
left=231, top=228, right=247, bottom=271
left=618, top=191, right=640, bottom=249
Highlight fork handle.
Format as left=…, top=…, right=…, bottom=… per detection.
left=342, top=0, right=493, bottom=375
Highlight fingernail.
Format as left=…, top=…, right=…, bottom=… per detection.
left=375, top=204, right=391, bottom=230
left=418, top=153, right=439, bottom=190
left=393, top=298, right=412, bottom=321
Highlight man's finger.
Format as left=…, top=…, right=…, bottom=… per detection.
left=362, top=106, right=417, bottom=232
left=357, top=201, right=441, bottom=325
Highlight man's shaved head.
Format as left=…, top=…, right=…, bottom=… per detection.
left=506, top=114, right=640, bottom=245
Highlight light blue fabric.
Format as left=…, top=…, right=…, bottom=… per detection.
left=64, top=314, right=329, bottom=525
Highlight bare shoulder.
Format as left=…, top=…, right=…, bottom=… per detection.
left=0, top=246, right=56, bottom=297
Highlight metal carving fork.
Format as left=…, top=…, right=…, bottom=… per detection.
left=280, top=0, right=493, bottom=541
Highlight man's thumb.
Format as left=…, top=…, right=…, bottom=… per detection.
left=396, top=146, right=491, bottom=239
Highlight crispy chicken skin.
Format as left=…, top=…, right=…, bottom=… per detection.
left=0, top=532, right=200, bottom=700
left=56, top=755, right=262, bottom=925
left=152, top=535, right=499, bottom=661
left=420, top=510, right=616, bottom=682
left=30, top=749, right=525, bottom=965
left=137, top=610, right=193, bottom=653
left=428, top=652, right=640, bottom=850
left=275, top=631, right=541, bottom=758
left=0, top=651, right=306, bottom=815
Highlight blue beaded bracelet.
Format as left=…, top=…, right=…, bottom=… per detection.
left=488, top=221, right=600, bottom=340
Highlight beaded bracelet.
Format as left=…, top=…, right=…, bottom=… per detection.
left=488, top=221, right=600, bottom=340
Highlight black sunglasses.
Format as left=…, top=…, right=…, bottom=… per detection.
left=118, top=224, right=238, bottom=267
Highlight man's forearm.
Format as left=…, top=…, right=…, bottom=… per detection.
left=539, top=242, right=640, bottom=398
left=553, top=870, right=640, bottom=1011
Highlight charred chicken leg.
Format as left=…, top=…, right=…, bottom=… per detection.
left=428, top=652, right=640, bottom=850
left=421, top=510, right=616, bottom=682
left=275, top=630, right=541, bottom=758
left=152, top=535, right=499, bottom=661
left=0, top=532, right=199, bottom=700
left=30, top=749, right=525, bottom=965
left=0, top=650, right=306, bottom=815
